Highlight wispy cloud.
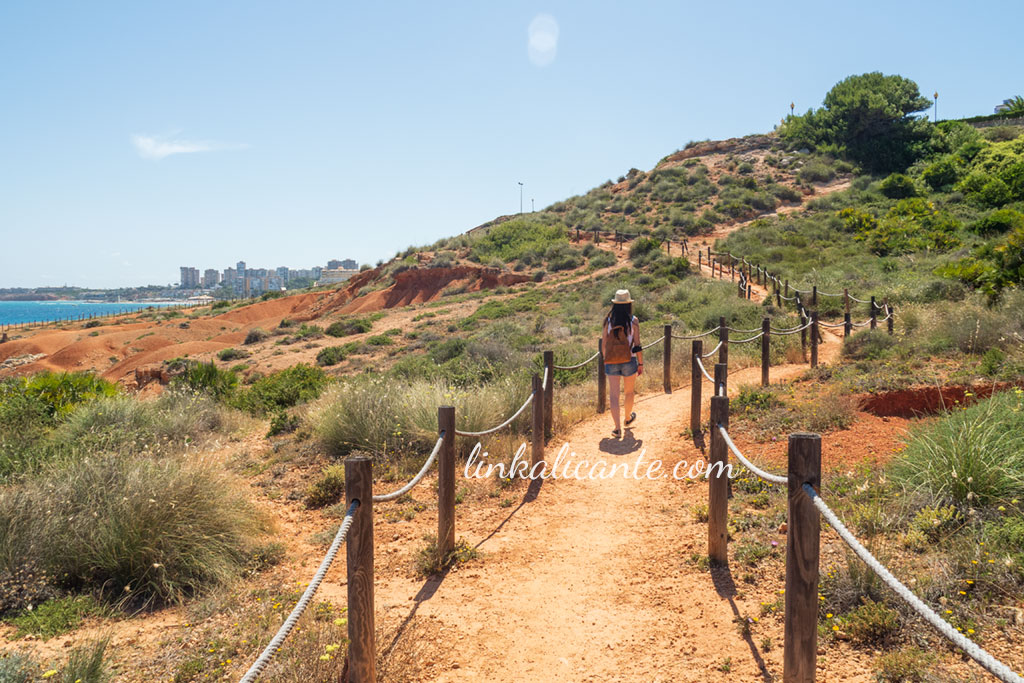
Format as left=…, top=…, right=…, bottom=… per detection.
left=528, top=14, right=559, bottom=67
left=130, top=132, right=248, bottom=161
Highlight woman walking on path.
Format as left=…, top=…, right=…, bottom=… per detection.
left=601, top=289, right=643, bottom=437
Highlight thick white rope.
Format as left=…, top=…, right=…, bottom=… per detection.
left=554, top=352, right=600, bottom=370
left=672, top=326, right=721, bottom=340
left=717, top=425, right=788, bottom=485
left=372, top=434, right=446, bottom=502
left=770, top=322, right=807, bottom=334
left=851, top=319, right=872, bottom=328
left=701, top=341, right=723, bottom=358
left=239, top=502, right=359, bottom=683
left=542, top=366, right=550, bottom=391
left=642, top=335, right=666, bottom=350
left=725, top=326, right=762, bottom=334
left=817, top=320, right=847, bottom=329
left=780, top=294, right=797, bottom=301
left=729, top=331, right=765, bottom=344
left=455, top=391, right=534, bottom=437
left=792, top=287, right=812, bottom=294
left=694, top=356, right=715, bottom=384
left=849, top=294, right=872, bottom=304
left=803, top=484, right=1024, bottom=683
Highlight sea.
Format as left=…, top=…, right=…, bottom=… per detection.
left=0, top=300, right=181, bottom=327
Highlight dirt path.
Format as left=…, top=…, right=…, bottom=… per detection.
left=370, top=328, right=868, bottom=682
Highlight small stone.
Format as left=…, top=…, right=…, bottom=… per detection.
left=451, top=663, right=460, bottom=670
left=778, top=522, right=788, bottom=534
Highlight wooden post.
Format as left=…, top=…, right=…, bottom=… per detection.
left=810, top=312, right=819, bottom=368
left=698, top=251, right=703, bottom=270
left=731, top=261, right=735, bottom=281
left=870, top=296, right=877, bottom=330
left=811, top=286, right=817, bottom=308
left=543, top=351, right=554, bottom=439
left=844, top=311, right=852, bottom=338
left=746, top=283, right=752, bottom=300
left=761, top=317, right=771, bottom=387
left=345, top=455, right=375, bottom=683
left=775, top=279, right=782, bottom=307
left=706, top=245, right=711, bottom=264
left=714, top=362, right=727, bottom=398
left=784, top=433, right=821, bottom=683
left=663, top=324, right=672, bottom=393
left=708, top=394, right=729, bottom=565
left=437, top=406, right=456, bottom=559
left=690, top=340, right=703, bottom=437
left=843, top=288, right=850, bottom=315
left=800, top=312, right=807, bottom=361
left=531, top=373, right=544, bottom=466
left=885, top=299, right=894, bottom=336
left=718, top=316, right=728, bottom=367
left=597, top=340, right=606, bottom=414
left=784, top=279, right=789, bottom=302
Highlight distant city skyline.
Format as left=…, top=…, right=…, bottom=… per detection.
left=176, top=257, right=358, bottom=295
left=2, top=2, right=1022, bottom=288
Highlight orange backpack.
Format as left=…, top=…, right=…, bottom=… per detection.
left=603, top=317, right=633, bottom=364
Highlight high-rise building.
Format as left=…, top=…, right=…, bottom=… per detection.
left=222, top=267, right=236, bottom=284
left=203, top=269, right=220, bottom=288
left=236, top=261, right=247, bottom=277
left=340, top=259, right=358, bottom=270
left=276, top=266, right=289, bottom=282
left=327, top=259, right=343, bottom=270
left=179, top=266, right=200, bottom=289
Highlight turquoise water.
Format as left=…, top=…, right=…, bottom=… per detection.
left=0, top=300, right=181, bottom=326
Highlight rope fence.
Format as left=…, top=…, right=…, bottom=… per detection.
left=454, top=391, right=534, bottom=437
left=372, top=434, right=446, bottom=502
left=239, top=502, right=359, bottom=683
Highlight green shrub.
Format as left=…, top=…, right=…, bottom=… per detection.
left=984, top=516, right=1024, bottom=583
left=970, top=208, right=1024, bottom=235
left=267, top=410, right=300, bottom=437
left=921, top=157, right=960, bottom=189
left=216, top=347, right=250, bottom=362
left=172, top=362, right=238, bottom=400
left=234, top=364, right=328, bottom=415
left=294, top=323, right=323, bottom=340
left=842, top=598, right=900, bottom=645
left=83, top=319, right=102, bottom=329
left=544, top=243, right=583, bottom=272
left=430, top=339, right=466, bottom=364
left=211, top=300, right=231, bottom=310
left=305, top=464, right=346, bottom=509
left=797, top=160, right=836, bottom=184
left=879, top=173, right=918, bottom=198
left=366, top=334, right=393, bottom=346
left=891, top=390, right=1024, bottom=507
left=326, top=318, right=373, bottom=337
left=733, top=386, right=782, bottom=412
left=0, top=454, right=262, bottom=606
left=469, top=218, right=566, bottom=263
left=316, top=346, right=346, bottom=367
left=244, top=328, right=269, bottom=345
left=16, top=372, right=118, bottom=418
left=841, top=330, right=897, bottom=360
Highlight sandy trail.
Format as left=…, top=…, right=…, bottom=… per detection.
left=371, top=327, right=863, bottom=682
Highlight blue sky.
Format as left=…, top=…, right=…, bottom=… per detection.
left=1, top=0, right=1020, bottom=288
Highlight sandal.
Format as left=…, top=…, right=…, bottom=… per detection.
left=624, top=412, right=637, bottom=427
left=611, top=428, right=621, bottom=438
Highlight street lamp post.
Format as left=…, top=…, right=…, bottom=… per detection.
left=790, top=102, right=795, bottom=117
left=934, top=92, right=939, bottom=122
left=531, top=198, right=535, bottom=213
left=518, top=182, right=523, bottom=215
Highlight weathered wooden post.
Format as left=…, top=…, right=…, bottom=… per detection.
left=731, top=261, right=735, bottom=281
left=843, top=288, right=850, bottom=316
left=706, top=245, right=711, bottom=264
left=345, top=455, right=375, bottom=683
left=810, top=312, right=819, bottom=369
left=531, top=373, right=544, bottom=466
left=698, top=251, right=703, bottom=270
left=437, top=406, right=456, bottom=559
left=663, top=324, right=672, bottom=393
left=776, top=279, right=782, bottom=307
left=543, top=350, right=554, bottom=439
left=714, top=362, right=727, bottom=397
left=885, top=299, right=894, bottom=336
left=746, top=283, right=752, bottom=300
left=718, top=316, right=729, bottom=367
left=870, top=296, right=877, bottom=330
left=844, top=311, right=852, bottom=338
left=597, top=340, right=606, bottom=414
left=784, top=279, right=790, bottom=302
left=811, top=286, right=817, bottom=308
left=708, top=394, right=729, bottom=565
left=761, top=317, right=771, bottom=387
left=784, top=433, right=821, bottom=683
left=800, top=312, right=807, bottom=361
left=690, top=340, right=703, bottom=437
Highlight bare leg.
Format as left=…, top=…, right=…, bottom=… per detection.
left=609, top=375, right=621, bottom=432
left=624, top=373, right=636, bottom=423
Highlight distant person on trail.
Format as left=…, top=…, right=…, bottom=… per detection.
left=602, top=289, right=642, bottom=438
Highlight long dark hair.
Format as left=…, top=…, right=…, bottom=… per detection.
left=608, top=302, right=633, bottom=330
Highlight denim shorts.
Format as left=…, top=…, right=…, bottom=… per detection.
left=604, top=358, right=638, bottom=377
